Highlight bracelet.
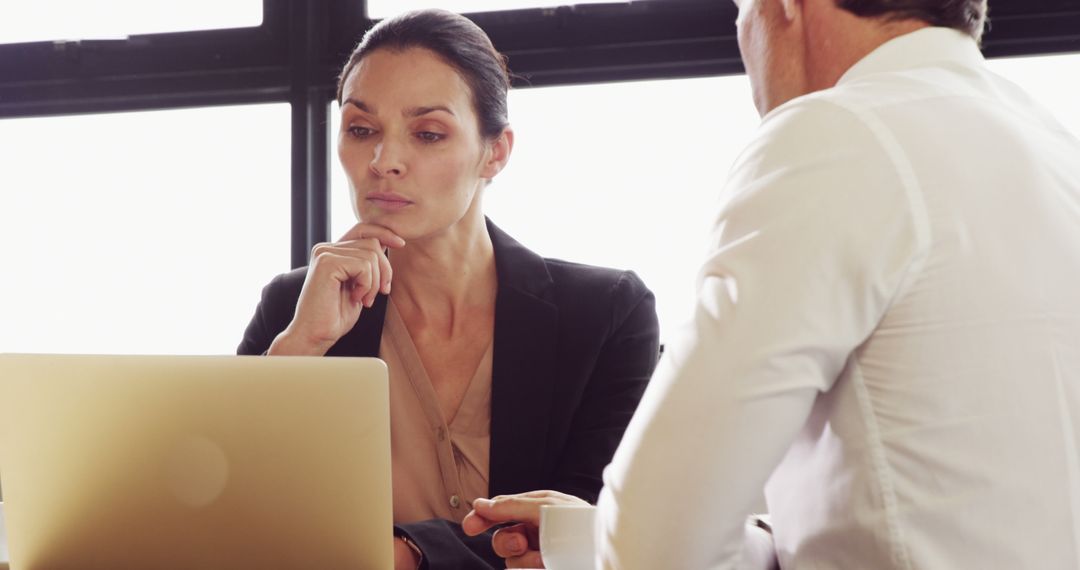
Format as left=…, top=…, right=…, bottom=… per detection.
left=398, top=534, right=424, bottom=569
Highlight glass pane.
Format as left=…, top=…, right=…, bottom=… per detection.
left=987, top=52, right=1080, bottom=138
left=368, top=0, right=624, bottom=18
left=0, top=0, right=262, bottom=44
left=0, top=103, right=291, bottom=355
left=330, top=76, right=759, bottom=341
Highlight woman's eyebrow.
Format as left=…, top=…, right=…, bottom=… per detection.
left=343, top=98, right=373, bottom=113
left=404, top=105, right=455, bottom=118
left=342, top=99, right=453, bottom=119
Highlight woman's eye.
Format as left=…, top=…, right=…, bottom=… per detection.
left=347, top=126, right=375, bottom=138
left=416, top=131, right=445, bottom=143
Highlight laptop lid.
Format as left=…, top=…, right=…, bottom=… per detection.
left=0, top=354, right=392, bottom=570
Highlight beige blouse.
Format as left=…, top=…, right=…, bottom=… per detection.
left=380, top=298, right=493, bottom=524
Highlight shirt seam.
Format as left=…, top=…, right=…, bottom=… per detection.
left=812, top=97, right=932, bottom=570
left=1051, top=348, right=1080, bottom=565
left=850, top=357, right=913, bottom=570
left=812, top=97, right=934, bottom=336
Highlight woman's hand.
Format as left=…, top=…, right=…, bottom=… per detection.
left=269, top=223, right=405, bottom=356
left=462, top=490, right=589, bottom=568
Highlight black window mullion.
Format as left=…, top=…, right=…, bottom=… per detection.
left=289, top=1, right=336, bottom=269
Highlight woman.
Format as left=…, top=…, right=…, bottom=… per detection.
left=238, top=9, right=659, bottom=569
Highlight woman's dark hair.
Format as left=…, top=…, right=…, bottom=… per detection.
left=336, top=9, right=511, bottom=140
left=835, top=0, right=988, bottom=41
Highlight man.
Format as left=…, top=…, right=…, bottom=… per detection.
left=466, top=0, right=1080, bottom=567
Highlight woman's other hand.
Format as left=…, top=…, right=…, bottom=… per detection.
left=462, top=490, right=589, bottom=568
left=269, top=223, right=405, bottom=355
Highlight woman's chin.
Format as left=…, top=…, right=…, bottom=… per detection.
left=358, top=210, right=401, bottom=230
left=360, top=216, right=423, bottom=243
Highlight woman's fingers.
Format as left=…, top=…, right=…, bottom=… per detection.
left=312, top=237, right=383, bottom=258
left=314, top=237, right=394, bottom=300
left=353, top=250, right=379, bottom=307
left=284, top=224, right=400, bottom=352
left=311, top=248, right=380, bottom=307
left=362, top=250, right=380, bottom=307
left=471, top=494, right=579, bottom=527
left=492, top=524, right=530, bottom=558
left=461, top=510, right=497, bottom=536
left=338, top=223, right=406, bottom=248
left=378, top=246, right=393, bottom=295
left=505, top=551, right=544, bottom=569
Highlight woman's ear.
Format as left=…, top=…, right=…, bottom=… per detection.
left=480, top=127, right=514, bottom=180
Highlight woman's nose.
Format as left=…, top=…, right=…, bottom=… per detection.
left=369, top=139, right=406, bottom=178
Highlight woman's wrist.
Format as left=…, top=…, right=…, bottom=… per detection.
left=397, top=535, right=423, bottom=569
left=267, top=326, right=334, bottom=356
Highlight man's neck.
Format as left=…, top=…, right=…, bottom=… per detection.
left=804, top=13, right=930, bottom=92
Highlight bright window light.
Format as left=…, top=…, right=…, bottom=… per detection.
left=987, top=52, right=1080, bottom=138
left=0, top=0, right=262, bottom=44
left=368, top=0, right=624, bottom=18
left=331, top=76, right=760, bottom=342
left=0, top=104, right=291, bottom=355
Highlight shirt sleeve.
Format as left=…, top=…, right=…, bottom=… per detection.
left=595, top=97, right=927, bottom=569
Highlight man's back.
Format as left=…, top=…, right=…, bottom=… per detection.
left=762, top=28, right=1080, bottom=568
left=597, top=26, right=1080, bottom=570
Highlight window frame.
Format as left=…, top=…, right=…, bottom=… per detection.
left=0, top=0, right=1077, bottom=268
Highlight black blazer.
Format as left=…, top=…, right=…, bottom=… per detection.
left=237, top=219, right=660, bottom=569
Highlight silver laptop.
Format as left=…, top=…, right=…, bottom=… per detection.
left=0, top=354, right=392, bottom=570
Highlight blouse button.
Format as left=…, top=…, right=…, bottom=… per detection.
left=449, top=494, right=461, bottom=509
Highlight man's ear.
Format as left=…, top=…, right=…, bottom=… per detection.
left=480, top=127, right=514, bottom=180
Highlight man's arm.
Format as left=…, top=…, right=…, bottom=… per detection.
left=596, top=98, right=927, bottom=569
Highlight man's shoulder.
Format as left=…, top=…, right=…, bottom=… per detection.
left=721, top=85, right=918, bottom=227
left=733, top=93, right=881, bottom=186
left=759, top=89, right=869, bottom=136
left=761, top=66, right=955, bottom=133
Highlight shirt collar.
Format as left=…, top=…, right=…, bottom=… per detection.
left=838, top=26, right=985, bottom=86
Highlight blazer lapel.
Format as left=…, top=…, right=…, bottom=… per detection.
left=318, top=219, right=557, bottom=494
left=486, top=219, right=560, bottom=496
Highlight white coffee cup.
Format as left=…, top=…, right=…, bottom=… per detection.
left=539, top=504, right=596, bottom=570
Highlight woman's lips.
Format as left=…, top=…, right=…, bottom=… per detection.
left=366, top=193, right=413, bottom=210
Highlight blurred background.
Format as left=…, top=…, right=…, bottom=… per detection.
left=1, top=0, right=1078, bottom=354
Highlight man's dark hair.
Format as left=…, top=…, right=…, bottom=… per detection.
left=337, top=9, right=510, bottom=141
left=836, top=0, right=988, bottom=41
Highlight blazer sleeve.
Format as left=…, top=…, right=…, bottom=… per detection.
left=236, top=271, right=304, bottom=356
left=394, top=520, right=504, bottom=570
left=551, top=270, right=660, bottom=502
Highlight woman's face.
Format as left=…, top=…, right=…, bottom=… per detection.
left=337, top=47, right=509, bottom=241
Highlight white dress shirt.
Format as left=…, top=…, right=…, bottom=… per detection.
left=597, top=28, right=1080, bottom=569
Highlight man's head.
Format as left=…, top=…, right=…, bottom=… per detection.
left=734, top=0, right=989, bottom=115
left=835, top=0, right=987, bottom=42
